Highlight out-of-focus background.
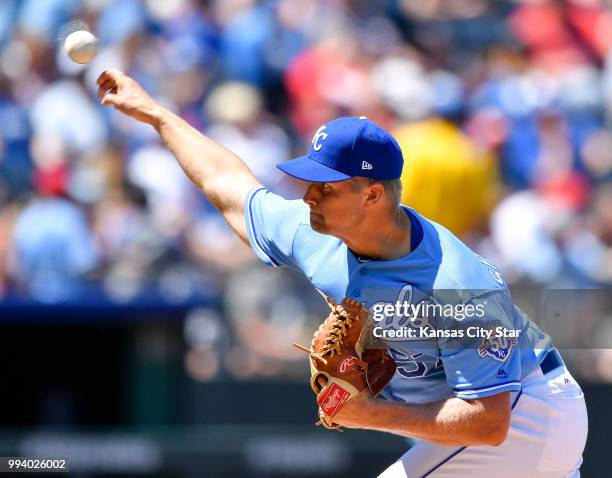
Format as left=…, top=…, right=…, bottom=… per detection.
left=0, top=0, right=611, bottom=476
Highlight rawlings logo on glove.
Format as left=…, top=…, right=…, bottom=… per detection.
left=293, top=297, right=397, bottom=430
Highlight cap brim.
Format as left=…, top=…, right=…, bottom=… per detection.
left=276, top=156, right=351, bottom=182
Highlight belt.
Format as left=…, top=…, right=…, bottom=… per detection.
left=539, top=348, right=564, bottom=375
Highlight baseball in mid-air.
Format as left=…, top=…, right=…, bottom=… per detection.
left=64, top=30, right=98, bottom=64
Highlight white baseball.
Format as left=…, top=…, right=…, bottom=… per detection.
left=64, top=30, right=98, bottom=64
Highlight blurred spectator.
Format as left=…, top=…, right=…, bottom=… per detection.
left=284, top=18, right=379, bottom=138
left=488, top=190, right=564, bottom=285
left=30, top=79, right=109, bottom=154
left=395, top=117, right=500, bottom=239
left=205, top=81, right=293, bottom=193
left=565, top=182, right=612, bottom=285
left=0, top=74, right=32, bottom=199
left=9, top=185, right=98, bottom=303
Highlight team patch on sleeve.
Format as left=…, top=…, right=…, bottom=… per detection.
left=478, top=332, right=517, bottom=363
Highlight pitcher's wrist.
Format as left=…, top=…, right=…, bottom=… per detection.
left=150, top=105, right=169, bottom=129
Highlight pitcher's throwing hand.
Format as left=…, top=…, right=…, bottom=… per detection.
left=97, top=69, right=162, bottom=126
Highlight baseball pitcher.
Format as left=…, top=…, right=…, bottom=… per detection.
left=97, top=69, right=588, bottom=477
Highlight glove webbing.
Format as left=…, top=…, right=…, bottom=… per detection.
left=293, top=306, right=355, bottom=363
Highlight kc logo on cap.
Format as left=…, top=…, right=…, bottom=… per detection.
left=312, top=125, right=328, bottom=152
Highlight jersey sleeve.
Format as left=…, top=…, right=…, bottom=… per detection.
left=438, top=292, right=522, bottom=399
left=244, top=186, right=307, bottom=270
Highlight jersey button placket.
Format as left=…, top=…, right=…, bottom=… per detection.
left=350, top=265, right=367, bottom=298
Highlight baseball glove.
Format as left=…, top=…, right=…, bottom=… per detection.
left=293, top=297, right=396, bottom=430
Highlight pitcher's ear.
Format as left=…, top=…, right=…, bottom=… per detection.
left=364, top=182, right=384, bottom=206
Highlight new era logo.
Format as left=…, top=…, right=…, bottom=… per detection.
left=362, top=161, right=373, bottom=170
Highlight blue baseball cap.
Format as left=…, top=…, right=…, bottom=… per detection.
left=277, top=116, right=404, bottom=182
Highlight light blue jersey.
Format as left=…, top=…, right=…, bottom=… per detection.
left=245, top=186, right=553, bottom=404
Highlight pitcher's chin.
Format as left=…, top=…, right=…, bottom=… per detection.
left=310, top=212, right=326, bottom=233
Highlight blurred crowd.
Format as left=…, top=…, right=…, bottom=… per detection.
left=1, top=0, right=612, bottom=380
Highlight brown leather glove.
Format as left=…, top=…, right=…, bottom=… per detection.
left=294, top=297, right=396, bottom=430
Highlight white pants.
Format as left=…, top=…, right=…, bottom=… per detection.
left=379, top=365, right=588, bottom=478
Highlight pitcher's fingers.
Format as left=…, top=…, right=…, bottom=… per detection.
left=101, top=92, right=122, bottom=107
left=96, top=70, right=111, bottom=86
left=102, top=69, right=125, bottom=83
left=98, top=85, right=116, bottom=99
left=97, top=83, right=110, bottom=99
left=96, top=68, right=125, bottom=86
left=99, top=87, right=117, bottom=102
left=98, top=79, right=115, bottom=98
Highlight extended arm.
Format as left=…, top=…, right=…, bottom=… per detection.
left=336, top=391, right=511, bottom=447
left=97, top=69, right=260, bottom=243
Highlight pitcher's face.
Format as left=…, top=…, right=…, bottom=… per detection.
left=302, top=178, right=371, bottom=236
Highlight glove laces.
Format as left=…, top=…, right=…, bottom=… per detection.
left=318, top=306, right=353, bottom=357
left=292, top=305, right=354, bottom=365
